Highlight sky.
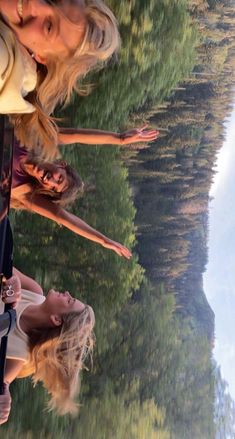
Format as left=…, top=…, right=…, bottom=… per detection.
left=204, top=101, right=235, bottom=400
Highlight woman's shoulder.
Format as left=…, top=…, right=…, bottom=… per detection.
left=21, top=289, right=45, bottom=303
left=0, top=32, right=11, bottom=92
left=11, top=184, right=32, bottom=197
left=0, top=20, right=16, bottom=90
left=0, top=19, right=37, bottom=114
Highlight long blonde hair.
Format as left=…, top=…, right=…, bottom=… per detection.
left=18, top=305, right=95, bottom=415
left=10, top=0, right=120, bottom=159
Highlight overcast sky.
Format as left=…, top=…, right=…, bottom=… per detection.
left=204, top=101, right=235, bottom=400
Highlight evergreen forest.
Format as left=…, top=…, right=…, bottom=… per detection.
left=3, top=0, right=235, bottom=438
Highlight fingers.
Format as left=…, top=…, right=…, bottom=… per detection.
left=0, top=384, right=11, bottom=425
left=132, top=128, right=159, bottom=144
left=139, top=124, right=149, bottom=131
left=121, top=247, right=132, bottom=259
left=121, top=127, right=159, bottom=145
left=0, top=410, right=10, bottom=425
left=114, top=244, right=132, bottom=259
left=1, top=275, right=21, bottom=308
left=139, top=125, right=158, bottom=134
left=2, top=292, right=21, bottom=308
left=2, top=297, right=20, bottom=308
left=6, top=275, right=21, bottom=292
left=103, top=240, right=132, bottom=259
left=3, top=383, right=10, bottom=395
left=140, top=129, right=159, bottom=139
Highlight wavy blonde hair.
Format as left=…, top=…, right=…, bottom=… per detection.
left=18, top=305, right=95, bottom=415
left=10, top=0, right=120, bottom=160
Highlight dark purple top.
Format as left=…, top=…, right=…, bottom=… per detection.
left=12, top=140, right=29, bottom=189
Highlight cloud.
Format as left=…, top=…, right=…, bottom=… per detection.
left=205, top=100, right=235, bottom=401
left=214, top=340, right=235, bottom=399
left=211, top=103, right=235, bottom=198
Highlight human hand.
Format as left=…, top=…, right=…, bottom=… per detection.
left=120, top=125, right=159, bottom=145
left=102, top=239, right=132, bottom=259
left=0, top=383, right=11, bottom=425
left=1, top=274, right=21, bottom=309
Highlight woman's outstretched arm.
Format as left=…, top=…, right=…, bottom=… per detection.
left=4, top=360, right=25, bottom=386
left=58, top=126, right=159, bottom=146
left=0, top=358, right=25, bottom=425
left=0, top=383, right=12, bottom=425
left=20, top=195, right=132, bottom=259
left=13, top=268, right=43, bottom=295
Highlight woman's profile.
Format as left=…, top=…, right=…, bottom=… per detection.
left=0, top=268, right=95, bottom=424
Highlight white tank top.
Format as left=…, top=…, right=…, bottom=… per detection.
left=0, top=20, right=37, bottom=114
left=0, top=289, right=45, bottom=363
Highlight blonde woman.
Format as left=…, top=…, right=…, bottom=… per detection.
left=0, top=267, right=95, bottom=425
left=0, top=0, right=120, bottom=158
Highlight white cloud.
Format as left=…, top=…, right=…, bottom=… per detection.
left=204, top=99, right=235, bottom=401
left=211, top=102, right=235, bottom=198
left=214, top=339, right=235, bottom=399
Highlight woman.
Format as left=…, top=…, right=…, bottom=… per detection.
left=9, top=126, right=158, bottom=258
left=0, top=0, right=120, bottom=158
left=11, top=142, right=84, bottom=207
left=10, top=143, right=131, bottom=258
left=0, top=268, right=95, bottom=424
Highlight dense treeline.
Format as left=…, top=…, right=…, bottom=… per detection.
left=130, top=0, right=235, bottom=340
left=127, top=1, right=235, bottom=434
left=2, top=0, right=235, bottom=438
left=62, top=0, right=196, bottom=129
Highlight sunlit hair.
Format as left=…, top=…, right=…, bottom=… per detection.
left=18, top=305, right=95, bottom=415
left=10, top=0, right=120, bottom=160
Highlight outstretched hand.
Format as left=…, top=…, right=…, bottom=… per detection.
left=102, top=239, right=132, bottom=259
left=0, top=383, right=11, bottom=425
left=120, top=125, right=159, bottom=145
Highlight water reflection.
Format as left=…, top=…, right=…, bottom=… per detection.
left=2, top=0, right=235, bottom=438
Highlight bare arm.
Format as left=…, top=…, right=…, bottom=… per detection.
left=0, top=271, right=41, bottom=425
left=58, top=128, right=122, bottom=145
left=4, top=359, right=25, bottom=384
left=58, top=126, right=159, bottom=146
left=0, top=383, right=11, bottom=425
left=13, top=267, right=43, bottom=295
left=20, top=195, right=132, bottom=259
left=0, top=360, right=24, bottom=425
